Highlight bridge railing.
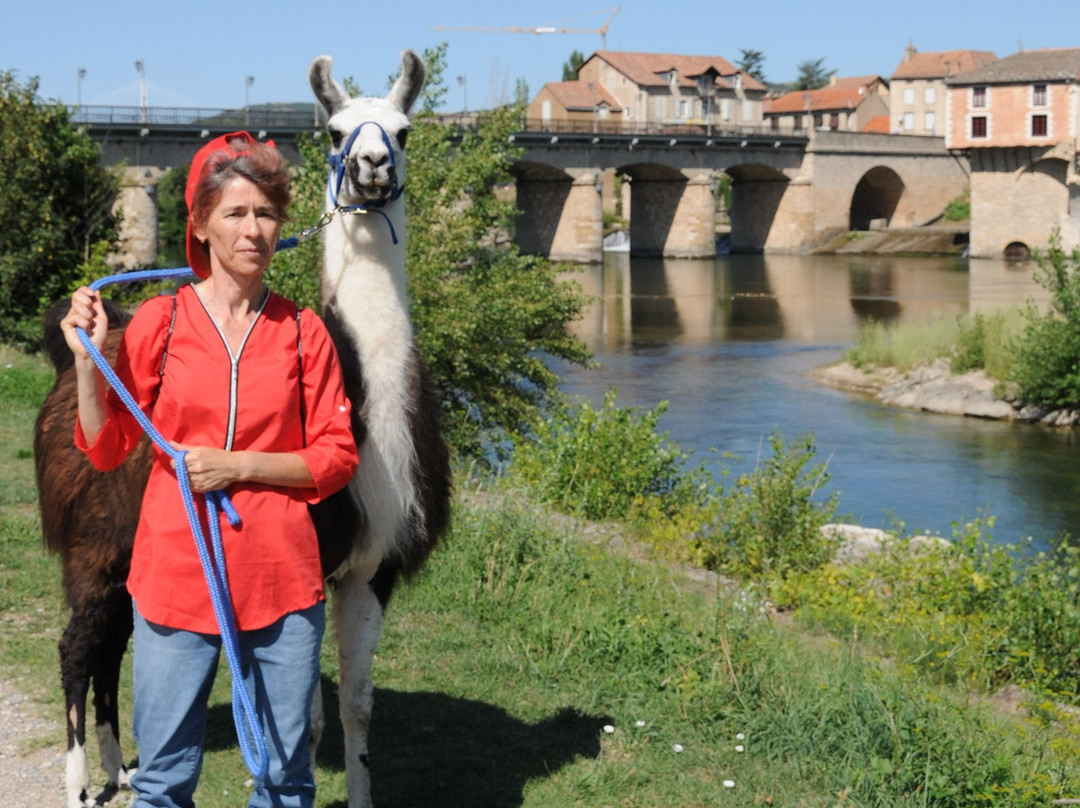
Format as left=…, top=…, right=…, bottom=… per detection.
left=514, top=116, right=798, bottom=140
left=70, top=105, right=324, bottom=130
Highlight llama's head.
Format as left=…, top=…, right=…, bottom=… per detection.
left=309, top=51, right=425, bottom=207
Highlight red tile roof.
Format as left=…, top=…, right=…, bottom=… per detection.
left=892, top=49, right=997, bottom=80
left=862, top=114, right=891, bottom=134
left=540, top=81, right=622, bottom=111
left=584, top=51, right=767, bottom=93
left=766, top=84, right=874, bottom=114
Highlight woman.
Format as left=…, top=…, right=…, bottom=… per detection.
left=61, top=131, right=358, bottom=808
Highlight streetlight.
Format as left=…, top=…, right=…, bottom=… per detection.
left=135, top=60, right=147, bottom=123
left=245, top=75, right=254, bottom=125
left=76, top=68, right=86, bottom=113
left=457, top=75, right=467, bottom=117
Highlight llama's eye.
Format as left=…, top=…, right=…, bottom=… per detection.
left=330, top=129, right=344, bottom=149
left=396, top=128, right=410, bottom=149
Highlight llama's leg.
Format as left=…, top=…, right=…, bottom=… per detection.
left=91, top=596, right=134, bottom=792
left=59, top=618, right=93, bottom=808
left=334, top=563, right=384, bottom=808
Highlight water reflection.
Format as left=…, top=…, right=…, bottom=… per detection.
left=559, top=253, right=1070, bottom=549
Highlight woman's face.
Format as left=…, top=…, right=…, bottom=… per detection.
left=195, top=176, right=281, bottom=279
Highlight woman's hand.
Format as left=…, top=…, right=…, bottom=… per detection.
left=60, top=287, right=109, bottom=360
left=169, top=442, right=315, bottom=494
left=169, top=443, right=242, bottom=493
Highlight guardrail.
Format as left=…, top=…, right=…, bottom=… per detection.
left=70, top=105, right=324, bottom=130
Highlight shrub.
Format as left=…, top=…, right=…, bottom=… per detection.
left=510, top=390, right=704, bottom=522
left=1010, top=236, right=1080, bottom=407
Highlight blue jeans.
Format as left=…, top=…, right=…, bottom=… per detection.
left=130, top=603, right=325, bottom=808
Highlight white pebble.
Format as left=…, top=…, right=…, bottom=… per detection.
left=602, top=724, right=615, bottom=734
left=635, top=720, right=646, bottom=727
left=723, top=779, right=735, bottom=788
left=735, top=745, right=744, bottom=753
left=735, top=732, right=745, bottom=740
left=672, top=743, right=684, bottom=753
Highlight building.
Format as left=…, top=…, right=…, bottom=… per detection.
left=946, top=48, right=1080, bottom=257
left=527, top=81, right=623, bottom=132
left=764, top=75, right=890, bottom=134
left=525, top=50, right=767, bottom=134
left=889, top=44, right=996, bottom=136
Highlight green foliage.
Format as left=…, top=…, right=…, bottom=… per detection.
left=510, top=391, right=702, bottom=521
left=690, top=431, right=840, bottom=579
left=0, top=72, right=119, bottom=347
left=849, top=316, right=961, bottom=371
left=950, top=309, right=1021, bottom=379
left=737, top=48, right=767, bottom=82
left=794, top=57, right=831, bottom=90
left=1010, top=236, right=1080, bottom=407
left=943, top=192, right=971, bottom=222
left=155, top=164, right=189, bottom=268
left=405, top=44, right=590, bottom=458
left=562, top=50, right=585, bottom=82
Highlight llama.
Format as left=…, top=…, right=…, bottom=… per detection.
left=306, top=50, right=451, bottom=807
left=33, top=49, right=450, bottom=808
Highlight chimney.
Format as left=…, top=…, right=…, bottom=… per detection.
left=905, top=41, right=917, bottom=63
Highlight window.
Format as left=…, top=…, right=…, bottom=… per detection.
left=813, top=113, right=823, bottom=128
left=678, top=99, right=687, bottom=119
left=1031, top=114, right=1048, bottom=137
left=924, top=111, right=936, bottom=133
left=971, top=116, right=987, bottom=138
left=721, top=98, right=731, bottom=121
left=924, top=86, right=936, bottom=104
left=1033, top=84, right=1047, bottom=106
left=743, top=101, right=753, bottom=122
left=903, top=112, right=914, bottom=131
left=770, top=116, right=779, bottom=131
left=657, top=97, right=666, bottom=118
left=625, top=106, right=634, bottom=120
left=793, top=114, right=803, bottom=131
left=972, top=86, right=986, bottom=108
left=829, top=113, right=839, bottom=129
left=903, top=87, right=915, bottom=105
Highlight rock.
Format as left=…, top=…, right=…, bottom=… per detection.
left=823, top=523, right=952, bottom=563
left=813, top=360, right=1079, bottom=424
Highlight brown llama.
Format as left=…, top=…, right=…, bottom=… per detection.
left=34, top=49, right=450, bottom=808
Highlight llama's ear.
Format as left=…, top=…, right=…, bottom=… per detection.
left=309, top=55, right=350, bottom=118
left=387, top=50, right=426, bottom=115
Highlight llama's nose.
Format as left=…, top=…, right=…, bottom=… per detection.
left=359, top=145, right=389, bottom=169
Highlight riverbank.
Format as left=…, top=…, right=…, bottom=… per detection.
left=812, top=358, right=1080, bottom=426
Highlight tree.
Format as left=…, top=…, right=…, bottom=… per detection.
left=562, top=50, right=585, bottom=81
left=738, top=49, right=766, bottom=83
left=155, top=164, right=189, bottom=268
left=0, top=72, right=119, bottom=346
left=795, top=57, right=832, bottom=91
left=266, top=43, right=591, bottom=460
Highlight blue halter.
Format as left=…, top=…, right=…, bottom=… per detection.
left=325, top=120, right=403, bottom=244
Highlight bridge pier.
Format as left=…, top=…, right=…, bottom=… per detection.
left=628, top=170, right=717, bottom=258
left=515, top=168, right=603, bottom=264
left=108, top=167, right=161, bottom=270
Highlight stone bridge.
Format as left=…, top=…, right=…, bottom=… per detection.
left=511, top=129, right=970, bottom=262
left=76, top=106, right=970, bottom=265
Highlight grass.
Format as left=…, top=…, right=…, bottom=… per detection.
left=5, top=348, right=1080, bottom=806
left=847, top=309, right=1026, bottom=380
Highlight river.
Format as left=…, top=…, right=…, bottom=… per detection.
left=556, top=252, right=1079, bottom=551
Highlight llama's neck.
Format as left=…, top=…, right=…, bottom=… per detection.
left=322, top=199, right=412, bottom=344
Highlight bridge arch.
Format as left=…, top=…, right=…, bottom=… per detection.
left=849, top=166, right=906, bottom=230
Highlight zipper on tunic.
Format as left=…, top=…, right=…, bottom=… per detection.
left=191, top=287, right=270, bottom=450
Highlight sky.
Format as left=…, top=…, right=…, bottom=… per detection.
left=5, top=1, right=1078, bottom=112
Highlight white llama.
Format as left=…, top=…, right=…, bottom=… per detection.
left=307, top=50, right=451, bottom=808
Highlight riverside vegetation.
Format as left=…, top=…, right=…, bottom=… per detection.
left=7, top=50, right=1080, bottom=805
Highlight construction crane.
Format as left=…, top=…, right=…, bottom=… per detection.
left=432, top=6, right=619, bottom=50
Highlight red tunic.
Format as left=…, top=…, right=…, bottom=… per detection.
left=76, top=285, right=359, bottom=633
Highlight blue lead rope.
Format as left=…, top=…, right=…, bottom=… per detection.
left=78, top=266, right=269, bottom=785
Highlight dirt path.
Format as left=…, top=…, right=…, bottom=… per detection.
left=0, top=675, right=67, bottom=807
